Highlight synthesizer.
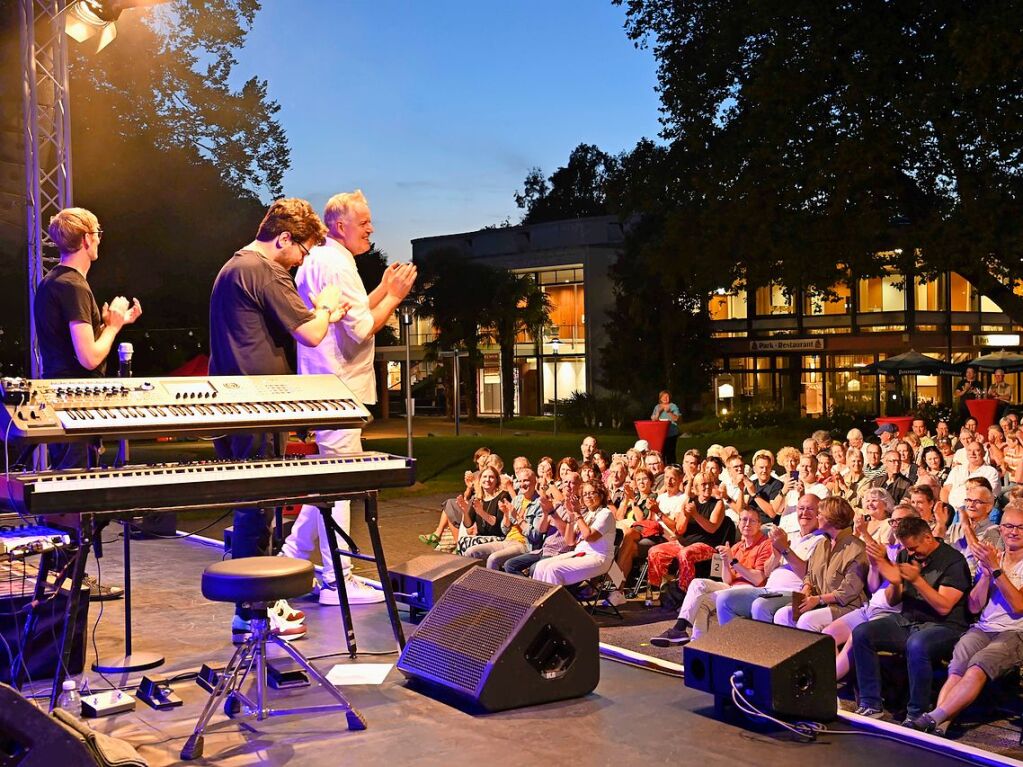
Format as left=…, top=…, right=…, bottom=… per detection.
left=1, top=452, right=415, bottom=516
left=0, top=374, right=370, bottom=442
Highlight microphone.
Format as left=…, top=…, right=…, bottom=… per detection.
left=118, top=342, right=133, bottom=378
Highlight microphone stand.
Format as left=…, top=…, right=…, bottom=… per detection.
left=93, top=342, right=164, bottom=675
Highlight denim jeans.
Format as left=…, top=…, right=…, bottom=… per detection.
left=851, top=614, right=964, bottom=716
left=716, top=587, right=793, bottom=625
left=504, top=552, right=545, bottom=576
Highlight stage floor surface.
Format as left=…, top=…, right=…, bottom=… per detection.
left=15, top=534, right=1010, bottom=767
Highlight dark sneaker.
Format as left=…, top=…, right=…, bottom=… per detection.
left=854, top=706, right=885, bottom=719
left=904, top=713, right=937, bottom=733
left=83, top=575, right=124, bottom=601
left=649, top=627, right=690, bottom=647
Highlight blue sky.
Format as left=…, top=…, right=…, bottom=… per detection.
left=232, top=1, right=663, bottom=261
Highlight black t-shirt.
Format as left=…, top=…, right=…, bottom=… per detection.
left=471, top=492, right=510, bottom=538
left=681, top=497, right=730, bottom=547
left=209, top=250, right=314, bottom=376
left=751, top=477, right=784, bottom=524
left=897, top=541, right=971, bottom=627
left=34, top=265, right=104, bottom=378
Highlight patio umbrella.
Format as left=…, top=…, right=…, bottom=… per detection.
left=968, top=350, right=1023, bottom=373
left=860, top=350, right=963, bottom=376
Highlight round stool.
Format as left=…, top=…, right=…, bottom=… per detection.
left=181, top=557, right=366, bottom=761
left=202, top=556, right=314, bottom=606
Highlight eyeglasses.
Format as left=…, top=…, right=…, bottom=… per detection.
left=1000, top=523, right=1023, bottom=533
left=294, top=240, right=310, bottom=258
left=581, top=491, right=600, bottom=498
left=91, top=228, right=103, bottom=240
left=963, top=498, right=991, bottom=506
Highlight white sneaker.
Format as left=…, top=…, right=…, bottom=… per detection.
left=269, top=599, right=305, bottom=624
left=608, top=590, right=627, bottom=607
left=319, top=575, right=385, bottom=605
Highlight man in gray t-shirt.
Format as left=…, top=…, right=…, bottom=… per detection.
left=208, top=198, right=347, bottom=642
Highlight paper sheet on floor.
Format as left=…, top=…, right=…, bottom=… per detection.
left=326, top=663, right=393, bottom=686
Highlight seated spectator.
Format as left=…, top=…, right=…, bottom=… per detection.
left=605, top=460, right=629, bottom=516
left=919, top=445, right=949, bottom=487
left=592, top=449, right=611, bottom=483
left=942, top=442, right=1002, bottom=512
left=847, top=428, right=866, bottom=459
left=829, top=447, right=869, bottom=508
left=644, top=450, right=666, bottom=492
left=775, top=446, right=801, bottom=481
left=831, top=442, right=848, bottom=477
left=908, top=504, right=1023, bottom=734
left=779, top=453, right=828, bottom=534
left=876, top=423, right=899, bottom=450
left=863, top=442, right=885, bottom=481
left=646, top=472, right=729, bottom=593
left=802, top=436, right=819, bottom=456
left=614, top=467, right=670, bottom=582
left=739, top=450, right=785, bottom=524
left=934, top=419, right=953, bottom=447
left=485, top=453, right=516, bottom=496
left=812, top=428, right=833, bottom=454
left=536, top=456, right=555, bottom=495
left=579, top=461, right=599, bottom=485
left=855, top=488, right=896, bottom=545
left=945, top=484, right=1003, bottom=575
left=722, top=452, right=749, bottom=514
left=465, top=469, right=542, bottom=570
left=716, top=494, right=825, bottom=625
left=907, top=483, right=949, bottom=540
left=912, top=418, right=934, bottom=449
left=649, top=509, right=772, bottom=646
left=869, top=449, right=912, bottom=503
left=505, top=472, right=580, bottom=576
left=624, top=447, right=644, bottom=479
left=547, top=457, right=580, bottom=505
left=825, top=504, right=918, bottom=679
left=420, top=446, right=491, bottom=547
left=904, top=432, right=922, bottom=464
left=580, top=435, right=598, bottom=465
left=936, top=436, right=955, bottom=466
left=533, top=480, right=616, bottom=587
left=455, top=466, right=511, bottom=555
left=850, top=516, right=972, bottom=721
left=816, top=451, right=836, bottom=484
left=895, top=440, right=919, bottom=483
left=773, top=497, right=867, bottom=631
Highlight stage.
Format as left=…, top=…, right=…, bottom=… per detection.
left=12, top=533, right=1011, bottom=767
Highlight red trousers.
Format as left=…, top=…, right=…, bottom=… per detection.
left=647, top=541, right=715, bottom=591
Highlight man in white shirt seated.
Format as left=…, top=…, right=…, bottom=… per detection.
left=716, top=495, right=825, bottom=624
left=908, top=503, right=1023, bottom=734
left=942, top=442, right=1002, bottom=510
left=779, top=454, right=829, bottom=535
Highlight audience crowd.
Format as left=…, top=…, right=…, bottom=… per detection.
left=419, top=414, right=1023, bottom=737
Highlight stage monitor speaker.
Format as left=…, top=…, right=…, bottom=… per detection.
left=397, top=567, right=599, bottom=712
left=0, top=683, right=95, bottom=766
left=388, top=553, right=481, bottom=619
left=683, top=618, right=837, bottom=721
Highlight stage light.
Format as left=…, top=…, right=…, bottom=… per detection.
left=63, top=0, right=166, bottom=53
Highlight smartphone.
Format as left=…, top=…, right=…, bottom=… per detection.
left=790, top=471, right=799, bottom=480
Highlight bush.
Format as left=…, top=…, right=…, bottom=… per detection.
left=718, top=404, right=801, bottom=431
left=718, top=404, right=877, bottom=440
left=559, top=391, right=638, bottom=431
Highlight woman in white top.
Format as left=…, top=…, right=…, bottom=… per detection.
left=533, top=481, right=617, bottom=586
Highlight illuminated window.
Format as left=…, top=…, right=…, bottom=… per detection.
left=708, top=289, right=748, bottom=320
left=804, top=284, right=850, bottom=316
left=858, top=274, right=906, bottom=312
left=755, top=285, right=793, bottom=315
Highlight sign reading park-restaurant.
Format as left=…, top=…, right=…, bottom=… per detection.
left=749, top=339, right=826, bottom=352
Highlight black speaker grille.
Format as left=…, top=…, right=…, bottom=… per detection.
left=401, top=568, right=558, bottom=694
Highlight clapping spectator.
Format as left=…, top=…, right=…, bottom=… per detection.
left=455, top=466, right=511, bottom=555
left=532, top=480, right=616, bottom=587
left=464, top=469, right=543, bottom=570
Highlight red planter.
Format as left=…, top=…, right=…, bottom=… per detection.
left=965, top=398, right=1000, bottom=434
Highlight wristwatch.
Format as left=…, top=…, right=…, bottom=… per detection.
left=730, top=558, right=739, bottom=566
left=991, top=568, right=1004, bottom=580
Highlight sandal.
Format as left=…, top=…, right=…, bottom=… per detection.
left=418, top=533, right=440, bottom=546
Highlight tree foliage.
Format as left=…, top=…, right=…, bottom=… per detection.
left=614, top=0, right=1023, bottom=321
left=515, top=143, right=618, bottom=224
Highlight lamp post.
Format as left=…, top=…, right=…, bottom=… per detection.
left=398, top=301, right=416, bottom=458
left=551, top=336, right=560, bottom=436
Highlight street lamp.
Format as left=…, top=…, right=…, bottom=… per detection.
left=398, top=300, right=416, bottom=458
left=551, top=336, right=560, bottom=436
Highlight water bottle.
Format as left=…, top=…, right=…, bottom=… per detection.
left=57, top=679, right=82, bottom=717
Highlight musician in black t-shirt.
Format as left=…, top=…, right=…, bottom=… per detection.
left=32, top=208, right=142, bottom=600
left=850, top=517, right=971, bottom=720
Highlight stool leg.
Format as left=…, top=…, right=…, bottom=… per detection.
left=272, top=635, right=367, bottom=730
left=181, top=638, right=251, bottom=761
left=255, top=628, right=268, bottom=721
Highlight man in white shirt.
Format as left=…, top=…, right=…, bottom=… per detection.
left=780, top=454, right=829, bottom=534
left=282, top=190, right=416, bottom=606
left=942, top=442, right=1002, bottom=511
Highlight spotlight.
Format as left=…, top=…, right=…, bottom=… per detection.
left=62, top=0, right=166, bottom=53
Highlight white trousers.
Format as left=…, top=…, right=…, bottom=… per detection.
left=532, top=551, right=611, bottom=586
left=279, top=428, right=361, bottom=584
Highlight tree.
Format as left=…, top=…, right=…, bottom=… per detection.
left=614, top=0, right=1023, bottom=321
left=481, top=272, right=551, bottom=418
left=515, top=143, right=618, bottom=224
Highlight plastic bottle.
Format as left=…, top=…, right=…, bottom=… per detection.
left=56, top=679, right=82, bottom=717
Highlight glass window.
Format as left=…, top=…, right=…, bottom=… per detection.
left=804, top=284, right=850, bottom=315
left=755, top=285, right=793, bottom=315
left=858, top=274, right=906, bottom=312
left=915, top=275, right=945, bottom=311
left=708, top=289, right=748, bottom=320
left=949, top=273, right=975, bottom=312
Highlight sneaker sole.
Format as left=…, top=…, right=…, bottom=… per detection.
left=319, top=592, right=385, bottom=606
